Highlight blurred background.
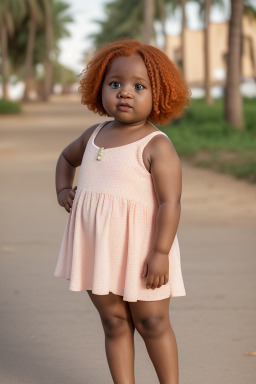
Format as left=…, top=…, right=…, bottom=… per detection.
left=1, top=1, right=256, bottom=384
left=1, top=0, right=256, bottom=182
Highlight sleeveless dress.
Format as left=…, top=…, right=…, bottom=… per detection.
left=54, top=121, right=186, bottom=302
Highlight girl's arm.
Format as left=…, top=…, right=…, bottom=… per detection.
left=141, top=135, right=182, bottom=289
left=56, top=124, right=99, bottom=212
left=150, top=136, right=182, bottom=255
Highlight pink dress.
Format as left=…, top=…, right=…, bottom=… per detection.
left=54, top=121, right=186, bottom=302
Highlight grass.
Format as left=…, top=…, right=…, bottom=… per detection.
left=161, top=98, right=256, bottom=184
left=0, top=99, right=22, bottom=114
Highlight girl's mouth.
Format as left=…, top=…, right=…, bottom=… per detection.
left=117, top=104, right=132, bottom=111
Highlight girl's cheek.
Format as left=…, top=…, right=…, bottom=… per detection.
left=101, top=90, right=108, bottom=107
left=102, top=87, right=111, bottom=100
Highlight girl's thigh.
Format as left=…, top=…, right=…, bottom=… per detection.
left=86, top=290, right=133, bottom=323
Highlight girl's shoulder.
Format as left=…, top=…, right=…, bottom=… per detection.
left=62, top=123, right=101, bottom=167
left=146, top=129, right=173, bottom=150
left=79, top=123, right=102, bottom=150
left=82, top=123, right=100, bottom=141
left=144, top=130, right=180, bottom=166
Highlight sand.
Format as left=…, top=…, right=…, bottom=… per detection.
left=1, top=95, right=255, bottom=384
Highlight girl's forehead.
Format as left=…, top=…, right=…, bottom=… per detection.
left=105, top=54, right=149, bottom=78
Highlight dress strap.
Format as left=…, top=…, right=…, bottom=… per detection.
left=139, top=130, right=169, bottom=146
left=91, top=121, right=107, bottom=140
left=137, top=130, right=170, bottom=167
left=88, top=121, right=108, bottom=148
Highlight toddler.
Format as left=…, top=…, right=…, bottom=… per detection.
left=54, top=39, right=190, bottom=384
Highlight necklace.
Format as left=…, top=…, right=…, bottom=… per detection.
left=97, top=147, right=104, bottom=161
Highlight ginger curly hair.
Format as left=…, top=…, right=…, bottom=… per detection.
left=78, top=40, right=191, bottom=125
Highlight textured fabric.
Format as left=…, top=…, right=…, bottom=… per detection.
left=54, top=121, right=186, bottom=302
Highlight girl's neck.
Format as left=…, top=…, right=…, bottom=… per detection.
left=109, top=119, right=153, bottom=132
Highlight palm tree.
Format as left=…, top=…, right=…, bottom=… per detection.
left=89, top=0, right=143, bottom=47
left=0, top=0, right=26, bottom=99
left=41, top=0, right=53, bottom=101
left=156, top=0, right=167, bottom=50
left=89, top=0, right=181, bottom=50
left=162, top=0, right=187, bottom=78
left=51, top=0, right=73, bottom=52
left=0, top=9, right=9, bottom=99
left=143, top=0, right=155, bottom=44
left=41, top=0, right=72, bottom=101
left=243, top=1, right=256, bottom=79
left=180, top=0, right=187, bottom=79
left=23, top=0, right=42, bottom=101
left=204, top=0, right=213, bottom=105
left=6, top=0, right=72, bottom=100
left=196, top=0, right=225, bottom=105
left=224, top=0, right=244, bottom=129
left=87, top=0, right=188, bottom=81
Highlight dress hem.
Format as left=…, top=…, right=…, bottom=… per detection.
left=54, top=274, right=186, bottom=302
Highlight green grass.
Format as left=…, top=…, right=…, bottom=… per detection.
left=161, top=98, right=256, bottom=183
left=0, top=99, right=22, bottom=114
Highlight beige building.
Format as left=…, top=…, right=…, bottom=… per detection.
left=166, top=15, right=256, bottom=86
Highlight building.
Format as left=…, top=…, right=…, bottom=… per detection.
left=166, top=15, right=256, bottom=87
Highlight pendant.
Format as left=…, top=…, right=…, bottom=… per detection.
left=97, top=147, right=104, bottom=160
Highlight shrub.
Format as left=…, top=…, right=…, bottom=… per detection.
left=0, top=99, right=22, bottom=114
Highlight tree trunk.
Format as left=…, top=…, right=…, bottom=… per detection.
left=224, top=0, right=244, bottom=130
left=158, top=0, right=167, bottom=51
left=23, top=17, right=36, bottom=101
left=245, top=35, right=256, bottom=79
left=204, top=0, right=213, bottom=105
left=42, top=0, right=53, bottom=102
left=0, top=22, right=9, bottom=100
left=180, top=0, right=187, bottom=82
left=143, top=0, right=154, bottom=45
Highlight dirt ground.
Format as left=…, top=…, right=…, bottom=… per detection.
left=1, top=95, right=255, bottom=384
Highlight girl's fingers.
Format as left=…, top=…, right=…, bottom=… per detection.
left=152, top=276, right=159, bottom=289
left=69, top=190, right=76, bottom=199
left=147, top=275, right=167, bottom=289
left=146, top=275, right=154, bottom=289
left=67, top=196, right=73, bottom=206
left=157, top=276, right=165, bottom=288
left=64, top=203, right=70, bottom=213
left=147, top=276, right=160, bottom=289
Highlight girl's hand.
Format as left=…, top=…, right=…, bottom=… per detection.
left=57, top=186, right=77, bottom=213
left=141, top=251, right=169, bottom=289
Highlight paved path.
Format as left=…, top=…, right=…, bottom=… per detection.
left=1, top=95, right=255, bottom=384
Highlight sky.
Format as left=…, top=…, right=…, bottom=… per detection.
left=58, top=0, right=231, bottom=74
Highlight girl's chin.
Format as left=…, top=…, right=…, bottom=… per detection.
left=106, top=113, right=148, bottom=124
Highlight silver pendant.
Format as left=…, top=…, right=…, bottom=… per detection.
left=97, top=147, right=104, bottom=160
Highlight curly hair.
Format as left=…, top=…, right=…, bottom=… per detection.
left=78, top=40, right=191, bottom=125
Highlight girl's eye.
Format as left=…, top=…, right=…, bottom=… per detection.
left=134, top=84, right=144, bottom=91
left=110, top=81, right=120, bottom=89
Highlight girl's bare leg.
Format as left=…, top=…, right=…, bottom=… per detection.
left=129, top=297, right=178, bottom=384
left=87, top=291, right=135, bottom=384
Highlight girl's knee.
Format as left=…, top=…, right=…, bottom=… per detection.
left=101, top=316, right=134, bottom=338
left=86, top=291, right=135, bottom=337
left=135, top=316, right=169, bottom=338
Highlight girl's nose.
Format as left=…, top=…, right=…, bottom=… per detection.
left=117, top=88, right=132, bottom=99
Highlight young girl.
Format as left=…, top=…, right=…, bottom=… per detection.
left=54, top=40, right=190, bottom=384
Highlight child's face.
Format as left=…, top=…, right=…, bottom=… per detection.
left=101, top=54, right=153, bottom=124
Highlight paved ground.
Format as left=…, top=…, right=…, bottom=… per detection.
left=1, top=95, right=255, bottom=384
